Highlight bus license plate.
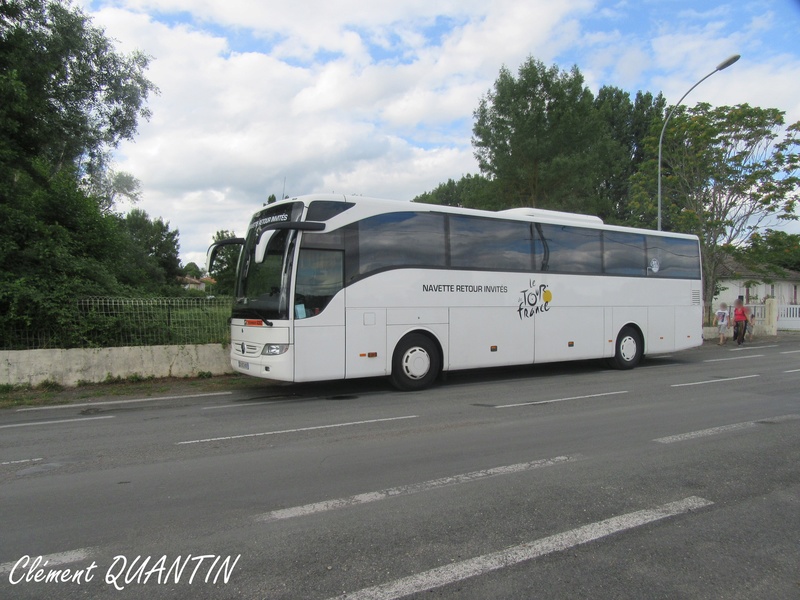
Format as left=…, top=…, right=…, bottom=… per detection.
left=238, top=361, right=250, bottom=370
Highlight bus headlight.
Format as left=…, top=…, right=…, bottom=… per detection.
left=262, top=344, right=289, bottom=356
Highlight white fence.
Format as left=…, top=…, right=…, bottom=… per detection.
left=779, top=304, right=800, bottom=331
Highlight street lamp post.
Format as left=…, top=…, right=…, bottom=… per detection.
left=656, top=54, right=740, bottom=231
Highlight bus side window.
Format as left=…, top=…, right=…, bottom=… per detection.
left=538, top=223, right=602, bottom=274
left=604, top=231, right=647, bottom=276
left=646, top=236, right=701, bottom=279
left=356, top=212, right=446, bottom=278
left=449, top=215, right=533, bottom=272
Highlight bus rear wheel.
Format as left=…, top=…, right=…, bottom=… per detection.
left=390, top=333, right=441, bottom=391
left=609, top=326, right=643, bottom=370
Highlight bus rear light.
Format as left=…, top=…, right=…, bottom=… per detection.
left=246, top=319, right=264, bottom=327
left=263, top=344, right=289, bottom=356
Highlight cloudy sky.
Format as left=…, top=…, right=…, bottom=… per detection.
left=79, top=0, right=800, bottom=268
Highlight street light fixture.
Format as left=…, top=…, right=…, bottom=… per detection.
left=656, top=54, right=740, bottom=230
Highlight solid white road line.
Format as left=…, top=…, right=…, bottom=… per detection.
left=257, top=455, right=578, bottom=523
left=703, top=354, right=764, bottom=363
left=0, top=547, right=94, bottom=575
left=0, top=457, right=43, bottom=466
left=177, top=415, right=419, bottom=445
left=670, top=374, right=759, bottom=387
left=495, top=391, right=628, bottom=409
left=17, top=391, right=233, bottom=412
left=0, top=416, right=114, bottom=430
left=331, top=496, right=713, bottom=600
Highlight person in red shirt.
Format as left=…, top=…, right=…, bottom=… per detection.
left=733, top=298, right=750, bottom=346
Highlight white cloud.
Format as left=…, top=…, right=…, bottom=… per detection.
left=83, top=0, right=800, bottom=267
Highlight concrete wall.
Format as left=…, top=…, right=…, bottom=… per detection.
left=1, top=344, right=233, bottom=387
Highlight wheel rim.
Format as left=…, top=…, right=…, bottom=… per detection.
left=619, top=335, right=637, bottom=362
left=402, top=346, right=431, bottom=380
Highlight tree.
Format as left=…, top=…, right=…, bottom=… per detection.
left=0, top=0, right=157, bottom=184
left=0, top=163, right=125, bottom=347
left=472, top=58, right=603, bottom=213
left=741, top=229, right=800, bottom=274
left=117, top=208, right=182, bottom=293
left=412, top=174, right=495, bottom=209
left=183, top=262, right=204, bottom=279
left=86, top=169, right=142, bottom=215
left=1, top=1, right=157, bottom=347
left=630, top=103, right=800, bottom=310
left=209, top=230, right=240, bottom=296
left=593, top=88, right=665, bottom=223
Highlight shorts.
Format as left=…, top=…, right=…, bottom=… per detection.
left=718, top=323, right=728, bottom=334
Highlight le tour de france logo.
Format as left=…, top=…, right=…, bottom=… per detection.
left=518, top=279, right=553, bottom=320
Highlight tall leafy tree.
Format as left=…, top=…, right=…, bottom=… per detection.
left=182, top=262, right=204, bottom=279
left=741, top=229, right=800, bottom=274
left=0, top=164, right=124, bottom=346
left=593, top=87, right=665, bottom=223
left=0, top=0, right=157, bottom=183
left=1, top=0, right=157, bottom=346
left=472, top=58, right=602, bottom=213
left=630, top=103, right=800, bottom=309
left=117, top=208, right=182, bottom=293
left=413, top=174, right=495, bottom=209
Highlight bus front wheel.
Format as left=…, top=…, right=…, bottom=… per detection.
left=609, top=326, right=643, bottom=370
left=390, top=333, right=441, bottom=391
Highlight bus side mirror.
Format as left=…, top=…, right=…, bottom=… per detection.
left=206, top=238, right=244, bottom=273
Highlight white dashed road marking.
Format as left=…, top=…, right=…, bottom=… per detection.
left=17, top=392, right=233, bottom=412
left=331, top=497, right=713, bottom=600
left=494, top=391, right=628, bottom=409
left=653, top=414, right=800, bottom=444
left=0, top=458, right=43, bottom=466
left=703, top=354, right=764, bottom=363
left=177, top=415, right=419, bottom=445
left=0, top=416, right=115, bottom=429
left=257, top=455, right=578, bottom=522
left=670, top=374, right=759, bottom=387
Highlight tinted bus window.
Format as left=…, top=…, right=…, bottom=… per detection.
left=449, top=215, right=533, bottom=271
left=646, top=236, right=701, bottom=279
left=356, top=212, right=446, bottom=277
left=306, top=201, right=354, bottom=221
left=604, top=231, right=647, bottom=276
left=539, top=224, right=602, bottom=274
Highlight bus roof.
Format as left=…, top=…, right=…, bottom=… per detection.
left=272, top=194, right=699, bottom=241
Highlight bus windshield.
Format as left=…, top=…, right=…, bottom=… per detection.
left=234, top=225, right=297, bottom=321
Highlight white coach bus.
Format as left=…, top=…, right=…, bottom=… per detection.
left=207, top=194, right=702, bottom=390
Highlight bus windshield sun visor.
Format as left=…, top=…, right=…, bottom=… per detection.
left=254, top=221, right=325, bottom=264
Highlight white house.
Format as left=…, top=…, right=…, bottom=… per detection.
left=714, top=258, right=800, bottom=307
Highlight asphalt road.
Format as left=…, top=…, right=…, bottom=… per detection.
left=1, top=337, right=798, bottom=599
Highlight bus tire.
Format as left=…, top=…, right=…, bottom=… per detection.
left=390, top=333, right=441, bottom=391
left=610, top=326, right=643, bottom=370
